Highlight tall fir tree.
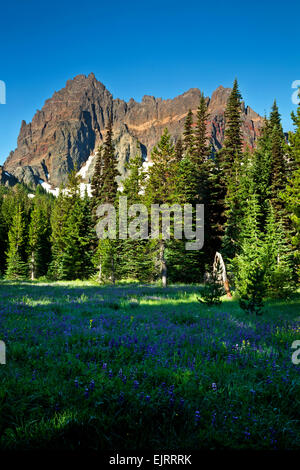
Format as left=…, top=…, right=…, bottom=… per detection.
left=5, top=205, right=28, bottom=280
left=91, top=118, right=120, bottom=283
left=219, top=79, right=244, bottom=261
left=28, top=197, right=52, bottom=279
left=193, top=93, right=211, bottom=165
left=183, top=109, right=194, bottom=154
left=117, top=150, right=155, bottom=281
left=264, top=203, right=295, bottom=297
left=0, top=192, right=8, bottom=275
left=49, top=171, right=94, bottom=280
left=218, top=78, right=243, bottom=179
left=234, top=191, right=266, bottom=315
left=282, top=93, right=300, bottom=279
left=175, top=137, right=184, bottom=162
left=269, top=100, right=285, bottom=140
left=270, top=124, right=287, bottom=218
left=145, top=128, right=177, bottom=286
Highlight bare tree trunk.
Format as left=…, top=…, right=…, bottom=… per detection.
left=213, top=251, right=232, bottom=298
left=31, top=252, right=35, bottom=281
left=160, top=239, right=167, bottom=288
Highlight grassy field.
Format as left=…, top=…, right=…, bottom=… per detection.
left=0, top=280, right=299, bottom=451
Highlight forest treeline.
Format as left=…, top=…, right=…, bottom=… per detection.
left=0, top=80, right=299, bottom=311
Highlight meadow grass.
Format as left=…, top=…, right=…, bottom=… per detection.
left=0, top=280, right=299, bottom=450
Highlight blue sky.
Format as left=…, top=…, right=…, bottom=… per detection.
left=0, top=0, right=299, bottom=165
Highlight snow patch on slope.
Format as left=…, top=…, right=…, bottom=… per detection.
left=38, top=179, right=92, bottom=198
left=77, top=154, right=95, bottom=179
left=39, top=179, right=60, bottom=197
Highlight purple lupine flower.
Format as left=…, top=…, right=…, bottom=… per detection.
left=90, top=379, right=95, bottom=391
left=145, top=395, right=150, bottom=402
left=195, top=410, right=200, bottom=425
left=133, top=380, right=139, bottom=389
left=74, top=379, right=79, bottom=388
left=212, top=382, right=217, bottom=391
left=84, top=387, right=89, bottom=399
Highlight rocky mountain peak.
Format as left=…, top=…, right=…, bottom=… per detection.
left=3, top=74, right=264, bottom=189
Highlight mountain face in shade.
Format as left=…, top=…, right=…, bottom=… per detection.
left=3, top=73, right=264, bottom=188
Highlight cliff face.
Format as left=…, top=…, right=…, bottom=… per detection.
left=4, top=73, right=264, bottom=188
left=0, top=166, right=18, bottom=186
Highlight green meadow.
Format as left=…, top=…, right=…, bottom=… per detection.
left=0, top=280, right=299, bottom=450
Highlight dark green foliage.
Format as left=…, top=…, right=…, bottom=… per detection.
left=270, top=125, right=287, bottom=217
left=90, top=145, right=104, bottom=215
left=146, top=128, right=176, bottom=205
left=238, top=267, right=265, bottom=316
left=117, top=151, right=155, bottom=282
left=264, top=204, right=295, bottom=298
left=28, top=196, right=52, bottom=279
left=217, top=80, right=244, bottom=262
left=49, top=171, right=94, bottom=280
left=282, top=96, right=300, bottom=278
left=183, top=109, right=194, bottom=154
left=90, top=119, right=120, bottom=283
left=197, top=265, right=224, bottom=305
left=175, top=137, right=183, bottom=162
left=193, top=93, right=211, bottom=165
left=0, top=193, right=7, bottom=274
left=5, top=205, right=28, bottom=280
left=234, top=193, right=266, bottom=315
left=217, top=79, right=243, bottom=180
left=91, top=118, right=120, bottom=212
left=269, top=100, right=285, bottom=140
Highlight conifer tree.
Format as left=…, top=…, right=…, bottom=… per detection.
left=5, top=205, right=28, bottom=280
left=264, top=203, right=295, bottom=297
left=219, top=79, right=244, bottom=261
left=91, top=145, right=104, bottom=214
left=116, top=150, right=155, bottom=282
left=99, top=118, right=120, bottom=204
left=28, top=197, right=51, bottom=279
left=145, top=128, right=177, bottom=286
left=49, top=171, right=94, bottom=280
left=234, top=192, right=266, bottom=315
left=175, top=137, right=184, bottom=162
left=270, top=125, right=287, bottom=218
left=282, top=95, right=300, bottom=278
left=193, top=93, right=210, bottom=165
left=218, top=79, right=243, bottom=179
left=252, top=117, right=272, bottom=225
left=146, top=128, right=176, bottom=205
left=0, top=193, right=8, bottom=275
left=48, top=186, right=68, bottom=279
left=91, top=118, right=120, bottom=283
left=270, top=100, right=285, bottom=140
left=183, top=109, right=194, bottom=154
